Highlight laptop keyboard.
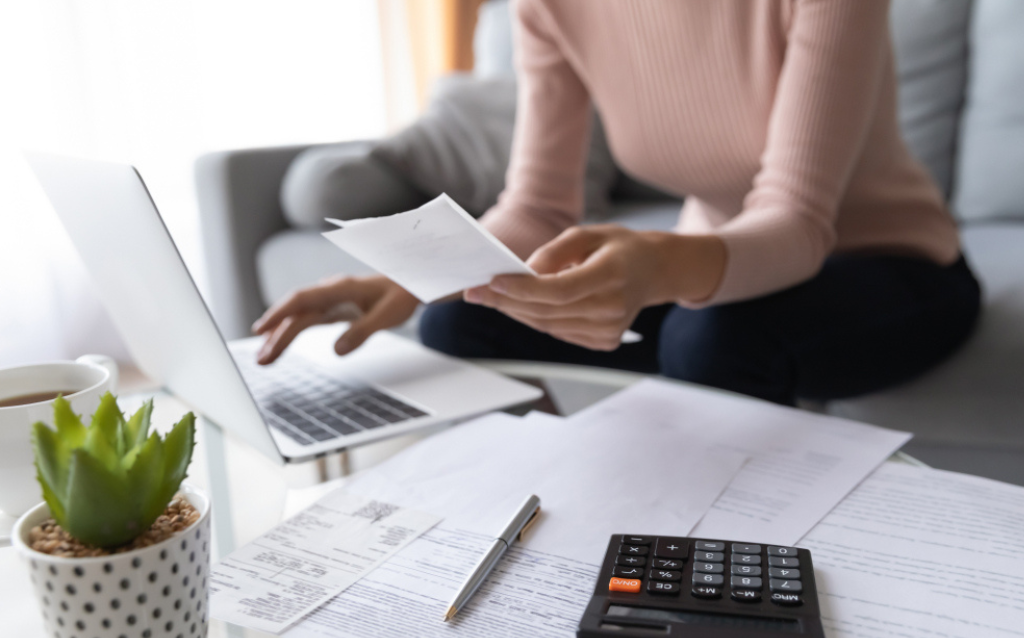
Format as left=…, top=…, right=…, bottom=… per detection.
left=234, top=355, right=429, bottom=446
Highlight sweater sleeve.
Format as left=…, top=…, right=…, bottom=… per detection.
left=478, top=0, right=591, bottom=260
left=697, top=0, right=892, bottom=306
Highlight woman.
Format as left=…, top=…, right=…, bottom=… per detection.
left=254, top=0, right=980, bottom=406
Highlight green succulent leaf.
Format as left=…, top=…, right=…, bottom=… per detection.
left=31, top=394, right=196, bottom=548
left=126, top=431, right=167, bottom=526
left=63, top=449, right=140, bottom=547
left=123, top=400, right=154, bottom=453
left=90, top=392, right=125, bottom=453
left=82, top=421, right=124, bottom=477
left=160, top=412, right=195, bottom=498
left=30, top=424, right=67, bottom=522
left=52, top=396, right=86, bottom=451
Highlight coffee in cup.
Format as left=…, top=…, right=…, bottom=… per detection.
left=0, top=355, right=118, bottom=517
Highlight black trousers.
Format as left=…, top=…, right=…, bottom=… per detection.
left=419, top=254, right=982, bottom=405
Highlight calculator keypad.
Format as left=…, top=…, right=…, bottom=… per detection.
left=691, top=585, right=721, bottom=599
left=694, top=541, right=724, bottom=552
left=770, top=579, right=803, bottom=593
left=648, top=581, right=681, bottom=595
left=731, top=576, right=762, bottom=589
left=652, top=558, right=683, bottom=570
left=692, top=573, right=725, bottom=586
left=732, top=553, right=762, bottom=565
left=731, top=588, right=762, bottom=603
left=731, top=565, right=761, bottom=576
left=619, top=544, right=649, bottom=556
left=768, top=546, right=799, bottom=557
left=605, top=535, right=809, bottom=608
left=654, top=538, right=689, bottom=559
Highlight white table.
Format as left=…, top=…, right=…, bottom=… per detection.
left=0, top=361, right=924, bottom=637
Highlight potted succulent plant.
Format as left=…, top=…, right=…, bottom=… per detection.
left=12, top=393, right=212, bottom=638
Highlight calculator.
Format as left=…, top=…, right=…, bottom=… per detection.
left=576, top=535, right=824, bottom=637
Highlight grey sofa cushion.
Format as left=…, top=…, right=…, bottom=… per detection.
left=255, top=229, right=426, bottom=341
left=372, top=74, right=618, bottom=219
left=280, top=142, right=426, bottom=228
left=889, top=0, right=973, bottom=201
left=827, top=223, right=1024, bottom=448
left=256, top=229, right=376, bottom=306
left=952, top=0, right=1024, bottom=222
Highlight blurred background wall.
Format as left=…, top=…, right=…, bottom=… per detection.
left=0, top=0, right=480, bottom=368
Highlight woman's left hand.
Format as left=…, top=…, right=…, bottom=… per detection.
left=464, top=225, right=725, bottom=351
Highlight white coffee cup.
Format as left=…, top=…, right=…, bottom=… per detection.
left=0, top=355, right=118, bottom=517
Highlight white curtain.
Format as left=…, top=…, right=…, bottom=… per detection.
left=0, top=0, right=389, bottom=368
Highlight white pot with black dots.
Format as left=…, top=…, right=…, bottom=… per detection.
left=12, top=485, right=212, bottom=638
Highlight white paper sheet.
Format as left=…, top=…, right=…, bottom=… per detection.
left=285, top=526, right=599, bottom=638
left=571, top=379, right=911, bottom=545
left=322, top=194, right=532, bottom=303
left=801, top=463, right=1024, bottom=638
left=342, top=411, right=748, bottom=562
left=322, top=195, right=643, bottom=343
left=209, top=490, right=440, bottom=635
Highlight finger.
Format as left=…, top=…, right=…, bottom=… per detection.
left=491, top=253, right=620, bottom=305
left=254, top=282, right=364, bottom=337
left=334, top=289, right=416, bottom=355
left=466, top=286, right=625, bottom=321
left=254, top=287, right=326, bottom=334
left=526, top=227, right=604, bottom=275
left=257, top=314, right=320, bottom=364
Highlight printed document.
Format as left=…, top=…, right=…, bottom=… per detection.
left=322, top=194, right=531, bottom=303
left=572, top=379, right=911, bottom=545
left=343, top=411, right=748, bottom=562
left=209, top=490, right=440, bottom=634
left=286, top=526, right=598, bottom=638
left=803, top=463, right=1024, bottom=638
left=322, top=194, right=642, bottom=342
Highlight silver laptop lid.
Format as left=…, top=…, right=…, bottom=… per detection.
left=25, top=152, right=283, bottom=463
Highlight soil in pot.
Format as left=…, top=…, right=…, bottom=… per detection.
left=27, top=496, right=200, bottom=557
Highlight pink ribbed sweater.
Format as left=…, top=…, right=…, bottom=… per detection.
left=480, top=0, right=960, bottom=306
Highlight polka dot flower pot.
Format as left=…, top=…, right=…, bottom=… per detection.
left=13, top=485, right=211, bottom=638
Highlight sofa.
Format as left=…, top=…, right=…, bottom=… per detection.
left=195, top=0, right=1024, bottom=484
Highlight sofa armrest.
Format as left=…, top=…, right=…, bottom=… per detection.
left=195, top=144, right=323, bottom=339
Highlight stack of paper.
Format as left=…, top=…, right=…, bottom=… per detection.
left=572, top=379, right=913, bottom=545
left=802, top=463, right=1024, bottom=638
left=280, top=378, right=912, bottom=637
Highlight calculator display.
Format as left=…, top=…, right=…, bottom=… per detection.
left=606, top=605, right=803, bottom=632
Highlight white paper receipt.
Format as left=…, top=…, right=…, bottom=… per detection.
left=321, top=194, right=642, bottom=343
left=322, top=193, right=532, bottom=303
left=209, top=490, right=441, bottom=635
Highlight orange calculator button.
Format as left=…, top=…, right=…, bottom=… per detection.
left=608, top=577, right=642, bottom=593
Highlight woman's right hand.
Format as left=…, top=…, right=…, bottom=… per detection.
left=252, top=274, right=419, bottom=365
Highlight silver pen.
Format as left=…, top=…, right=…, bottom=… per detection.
left=443, top=494, right=542, bottom=622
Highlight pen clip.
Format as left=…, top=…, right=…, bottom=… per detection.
left=517, top=507, right=541, bottom=542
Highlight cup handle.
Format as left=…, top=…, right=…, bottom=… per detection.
left=76, top=355, right=119, bottom=394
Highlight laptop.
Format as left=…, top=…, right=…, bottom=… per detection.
left=26, top=152, right=542, bottom=463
